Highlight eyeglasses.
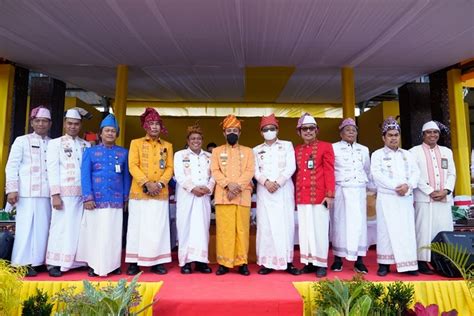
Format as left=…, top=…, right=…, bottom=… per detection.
left=262, top=127, right=277, bottom=132
left=300, top=126, right=317, bottom=132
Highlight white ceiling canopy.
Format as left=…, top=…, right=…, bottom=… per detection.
left=0, top=0, right=473, bottom=104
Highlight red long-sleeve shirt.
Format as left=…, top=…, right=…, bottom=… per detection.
left=294, top=140, right=335, bottom=204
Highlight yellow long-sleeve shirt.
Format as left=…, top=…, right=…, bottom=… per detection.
left=211, top=144, right=255, bottom=207
left=128, top=136, right=174, bottom=200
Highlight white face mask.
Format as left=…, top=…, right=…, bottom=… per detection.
left=263, top=130, right=277, bottom=141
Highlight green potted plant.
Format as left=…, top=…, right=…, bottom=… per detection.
left=22, top=288, right=54, bottom=316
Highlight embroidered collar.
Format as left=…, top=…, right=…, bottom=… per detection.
left=145, top=135, right=161, bottom=143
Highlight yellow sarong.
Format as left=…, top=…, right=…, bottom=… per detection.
left=215, top=205, right=250, bottom=268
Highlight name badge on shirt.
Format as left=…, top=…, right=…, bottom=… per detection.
left=307, top=155, right=314, bottom=169
left=159, top=159, right=165, bottom=169
left=115, top=164, right=122, bottom=173
left=441, top=158, right=448, bottom=169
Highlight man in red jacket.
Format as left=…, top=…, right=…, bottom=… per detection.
left=294, top=113, right=335, bottom=277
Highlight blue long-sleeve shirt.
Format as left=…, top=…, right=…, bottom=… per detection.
left=81, top=144, right=131, bottom=208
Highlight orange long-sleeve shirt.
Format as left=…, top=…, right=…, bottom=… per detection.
left=128, top=136, right=174, bottom=200
left=211, top=144, right=255, bottom=207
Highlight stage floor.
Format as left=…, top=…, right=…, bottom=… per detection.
left=25, top=249, right=457, bottom=316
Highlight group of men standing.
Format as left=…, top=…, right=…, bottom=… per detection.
left=5, top=106, right=455, bottom=278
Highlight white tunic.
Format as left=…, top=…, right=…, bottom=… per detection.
left=5, top=133, right=51, bottom=266
left=253, top=139, right=296, bottom=270
left=331, top=141, right=370, bottom=260
left=45, top=135, right=90, bottom=271
left=409, top=144, right=456, bottom=261
left=174, top=148, right=215, bottom=266
left=371, top=146, right=419, bottom=272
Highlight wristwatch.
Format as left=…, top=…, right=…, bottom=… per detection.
left=445, top=189, right=452, bottom=195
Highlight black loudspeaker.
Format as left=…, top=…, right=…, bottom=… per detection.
left=431, top=231, right=474, bottom=278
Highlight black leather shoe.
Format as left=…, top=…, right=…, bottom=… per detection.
left=418, top=261, right=434, bottom=275
left=216, top=265, right=229, bottom=275
left=258, top=267, right=273, bottom=275
left=88, top=268, right=98, bottom=277
left=111, top=267, right=122, bottom=275
left=300, top=263, right=317, bottom=274
left=48, top=266, right=62, bottom=277
left=26, top=266, right=37, bottom=277
left=151, top=264, right=167, bottom=275
left=377, top=264, right=390, bottom=277
left=195, top=262, right=212, bottom=273
left=330, top=261, right=343, bottom=272
left=181, top=263, right=192, bottom=274
left=286, top=263, right=301, bottom=275
left=238, top=264, right=250, bottom=276
left=126, top=263, right=140, bottom=275
left=316, top=267, right=327, bottom=278
left=354, top=262, right=368, bottom=274
left=403, top=270, right=419, bottom=276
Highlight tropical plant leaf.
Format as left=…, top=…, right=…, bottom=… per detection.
left=349, top=295, right=371, bottom=316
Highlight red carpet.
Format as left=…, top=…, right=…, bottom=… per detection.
left=28, top=249, right=452, bottom=316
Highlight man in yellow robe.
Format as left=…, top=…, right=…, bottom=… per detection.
left=125, top=108, right=174, bottom=275
left=211, top=115, right=255, bottom=276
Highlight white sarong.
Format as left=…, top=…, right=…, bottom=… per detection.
left=376, top=192, right=418, bottom=272
left=76, top=207, right=123, bottom=276
left=331, top=186, right=367, bottom=261
left=11, top=197, right=51, bottom=266
left=125, top=199, right=171, bottom=266
left=256, top=184, right=295, bottom=270
left=45, top=196, right=85, bottom=271
left=176, top=194, right=211, bottom=266
left=415, top=201, right=454, bottom=261
left=297, top=204, right=329, bottom=268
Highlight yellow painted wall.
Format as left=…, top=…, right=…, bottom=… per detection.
left=124, top=116, right=341, bottom=150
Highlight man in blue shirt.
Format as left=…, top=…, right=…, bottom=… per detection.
left=76, top=114, right=131, bottom=277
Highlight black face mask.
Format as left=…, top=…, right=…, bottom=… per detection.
left=226, top=133, right=239, bottom=145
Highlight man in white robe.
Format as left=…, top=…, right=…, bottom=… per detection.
left=331, top=118, right=371, bottom=274
left=46, top=108, right=91, bottom=277
left=409, top=121, right=456, bottom=274
left=253, top=114, right=300, bottom=275
left=5, top=106, right=52, bottom=276
left=371, top=117, right=419, bottom=276
left=174, top=123, right=215, bottom=274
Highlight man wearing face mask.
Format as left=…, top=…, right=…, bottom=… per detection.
left=253, top=114, right=300, bottom=275
left=330, top=118, right=371, bottom=274
left=294, top=113, right=335, bottom=278
left=126, top=108, right=174, bottom=275
left=46, top=107, right=91, bottom=277
left=5, top=106, right=52, bottom=276
left=409, top=121, right=455, bottom=275
left=210, top=115, right=255, bottom=276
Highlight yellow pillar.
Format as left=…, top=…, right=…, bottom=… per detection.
left=447, top=69, right=471, bottom=196
left=341, top=67, right=355, bottom=119
left=0, top=64, right=15, bottom=207
left=114, top=65, right=128, bottom=147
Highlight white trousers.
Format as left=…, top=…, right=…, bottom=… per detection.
left=176, top=195, right=211, bottom=266
left=415, top=201, right=454, bottom=261
left=125, top=199, right=171, bottom=266
left=11, top=197, right=51, bottom=266
left=331, top=186, right=367, bottom=261
left=297, top=204, right=329, bottom=268
left=45, top=196, right=85, bottom=271
left=376, top=192, right=418, bottom=272
left=76, top=207, right=123, bottom=276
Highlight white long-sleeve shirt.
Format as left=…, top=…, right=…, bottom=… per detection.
left=371, top=146, right=420, bottom=195
left=5, top=133, right=50, bottom=197
left=332, top=140, right=370, bottom=188
left=253, top=139, right=296, bottom=187
left=47, top=135, right=90, bottom=197
left=174, top=148, right=215, bottom=194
